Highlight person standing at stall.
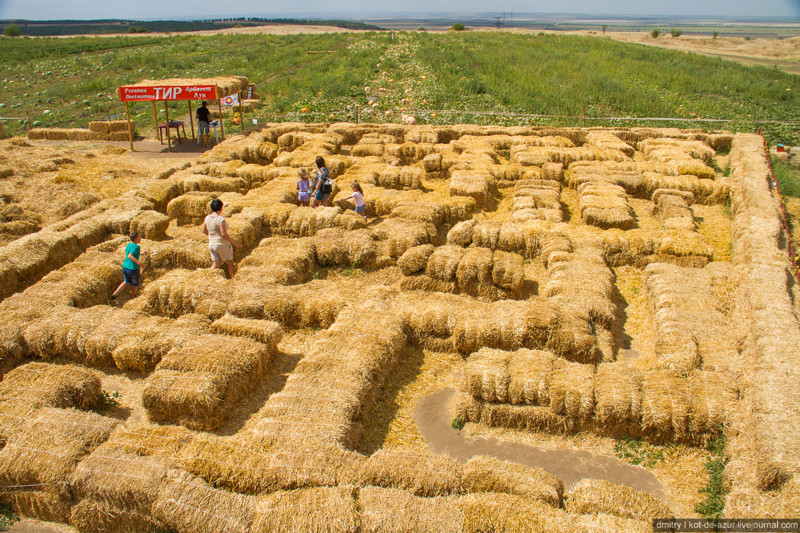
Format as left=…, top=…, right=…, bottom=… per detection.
left=196, top=100, right=211, bottom=145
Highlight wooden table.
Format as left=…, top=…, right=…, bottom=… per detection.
left=158, top=120, right=186, bottom=144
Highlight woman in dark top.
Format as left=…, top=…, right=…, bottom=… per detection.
left=312, top=156, right=332, bottom=207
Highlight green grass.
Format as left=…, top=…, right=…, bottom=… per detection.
left=0, top=504, right=18, bottom=531
left=1, top=31, right=798, bottom=142
left=772, top=158, right=800, bottom=199
left=614, top=435, right=666, bottom=468
left=695, top=436, right=728, bottom=520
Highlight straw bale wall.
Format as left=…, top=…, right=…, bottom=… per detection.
left=643, top=262, right=737, bottom=374
left=247, top=299, right=405, bottom=449
left=142, top=333, right=275, bottom=430
left=0, top=407, right=118, bottom=517
left=578, top=182, right=635, bottom=229
left=0, top=362, right=102, bottom=441
left=724, top=134, right=800, bottom=513
left=457, top=352, right=736, bottom=443
left=512, top=179, right=562, bottom=223
left=238, top=236, right=316, bottom=285
left=228, top=279, right=349, bottom=329
left=543, top=246, right=615, bottom=330
left=402, top=245, right=524, bottom=300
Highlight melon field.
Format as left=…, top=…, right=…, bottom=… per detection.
left=0, top=29, right=799, bottom=532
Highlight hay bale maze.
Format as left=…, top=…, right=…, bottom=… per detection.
left=0, top=123, right=797, bottom=529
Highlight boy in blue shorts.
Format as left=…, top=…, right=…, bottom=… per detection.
left=110, top=231, right=147, bottom=301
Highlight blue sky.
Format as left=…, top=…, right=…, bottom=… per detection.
left=1, top=0, right=799, bottom=19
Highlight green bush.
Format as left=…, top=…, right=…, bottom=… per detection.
left=128, top=26, right=149, bottom=34
left=3, top=23, right=21, bottom=37
left=670, top=28, right=683, bottom=38
left=651, top=28, right=660, bottom=38
left=450, top=23, right=466, bottom=32
left=713, top=31, right=719, bottom=39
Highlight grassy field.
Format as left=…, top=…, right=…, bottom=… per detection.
left=1, top=31, right=799, bottom=143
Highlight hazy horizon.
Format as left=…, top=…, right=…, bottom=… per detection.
left=1, top=0, right=799, bottom=21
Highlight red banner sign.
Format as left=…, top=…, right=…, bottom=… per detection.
left=118, top=85, right=217, bottom=102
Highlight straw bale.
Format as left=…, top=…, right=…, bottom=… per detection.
left=108, top=131, right=130, bottom=141
left=69, top=446, right=170, bottom=511
left=70, top=498, right=166, bottom=533
left=146, top=235, right=210, bottom=270
left=544, top=248, right=615, bottom=329
left=137, top=179, right=182, bottom=212
left=547, top=359, right=595, bottom=422
left=142, top=334, right=272, bottom=430
left=239, top=236, right=316, bottom=285
left=507, top=349, right=557, bottom=405
left=426, top=245, right=466, bottom=281
left=22, top=248, right=120, bottom=308
left=565, top=479, right=672, bottom=521
left=586, top=131, right=635, bottom=157
left=129, top=210, right=171, bottom=240
left=447, top=219, right=477, bottom=247
left=176, top=173, right=247, bottom=194
left=4, top=490, right=72, bottom=523
left=578, top=182, right=635, bottom=229
left=458, top=492, right=570, bottom=533
left=450, top=169, right=492, bottom=204
left=209, top=315, right=283, bottom=349
left=464, top=348, right=512, bottom=403
left=491, top=250, right=525, bottom=293
left=137, top=268, right=230, bottom=319
left=251, top=299, right=405, bottom=448
left=640, top=370, right=690, bottom=442
left=0, top=408, right=118, bottom=499
left=423, top=152, right=443, bottom=173
left=372, top=218, right=437, bottom=260
left=229, top=280, right=347, bottom=329
left=398, top=243, right=435, bottom=275
left=283, top=206, right=359, bottom=237
left=390, top=201, right=445, bottom=226
left=643, top=262, right=735, bottom=373
left=688, top=370, right=737, bottom=436
left=314, top=228, right=376, bottom=267
left=87, top=121, right=110, bottom=133
left=252, top=485, right=359, bottom=533
left=194, top=160, right=248, bottom=178
left=461, top=456, right=563, bottom=506
left=594, top=362, right=642, bottom=431
left=0, top=227, right=92, bottom=301
left=154, top=469, right=255, bottom=533
left=452, top=299, right=558, bottom=355
left=539, top=233, right=572, bottom=265
left=358, top=449, right=462, bottom=497
left=638, top=137, right=715, bottom=164
left=166, top=192, right=214, bottom=225
left=183, top=437, right=364, bottom=494
left=456, top=246, right=495, bottom=297
left=359, top=486, right=463, bottom=533
left=399, top=274, right=457, bottom=294
left=0, top=362, right=102, bottom=412
left=235, top=163, right=273, bottom=186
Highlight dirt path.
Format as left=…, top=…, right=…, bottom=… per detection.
left=415, top=388, right=667, bottom=499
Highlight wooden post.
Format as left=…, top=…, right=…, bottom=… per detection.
left=188, top=100, right=195, bottom=140
left=238, top=92, right=244, bottom=133
left=218, top=98, right=225, bottom=141
left=152, top=101, right=158, bottom=141
left=164, top=100, right=172, bottom=152
left=124, top=101, right=135, bottom=152
left=356, top=104, right=360, bottom=125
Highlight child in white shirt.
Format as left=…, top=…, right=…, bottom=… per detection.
left=342, top=181, right=367, bottom=221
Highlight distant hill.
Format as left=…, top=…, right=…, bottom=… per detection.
left=0, top=18, right=384, bottom=36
